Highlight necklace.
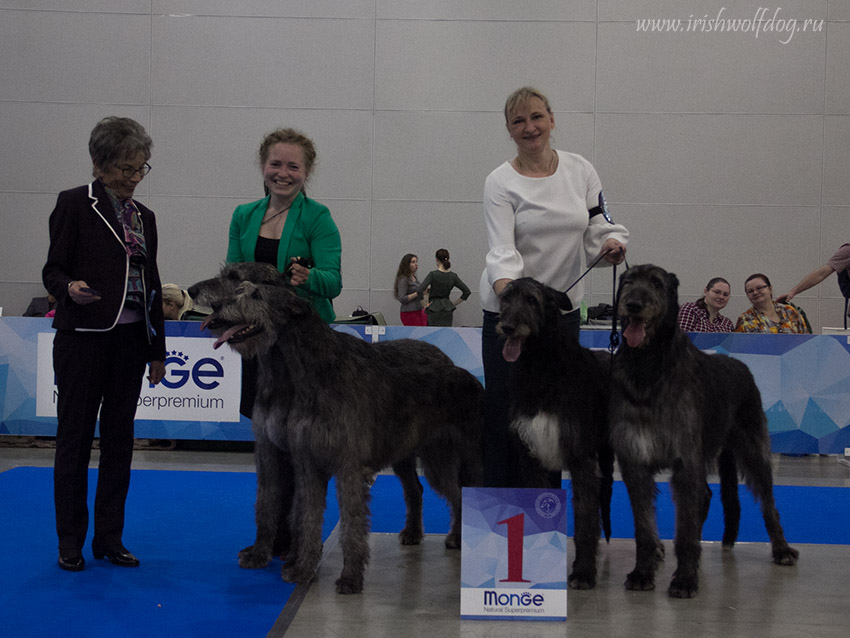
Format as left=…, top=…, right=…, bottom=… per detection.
left=261, top=205, right=289, bottom=225
left=515, top=149, right=557, bottom=176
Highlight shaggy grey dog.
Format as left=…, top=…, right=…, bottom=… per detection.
left=190, top=262, right=483, bottom=594
left=497, top=277, right=614, bottom=590
left=611, top=264, right=798, bottom=598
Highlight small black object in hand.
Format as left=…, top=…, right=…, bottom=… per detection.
left=284, top=257, right=313, bottom=277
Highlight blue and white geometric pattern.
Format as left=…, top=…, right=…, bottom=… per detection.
left=2, top=318, right=849, bottom=452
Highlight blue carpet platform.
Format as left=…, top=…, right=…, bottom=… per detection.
left=1, top=467, right=847, bottom=637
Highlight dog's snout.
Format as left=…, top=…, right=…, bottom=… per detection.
left=625, top=301, right=643, bottom=314
left=498, top=323, right=514, bottom=336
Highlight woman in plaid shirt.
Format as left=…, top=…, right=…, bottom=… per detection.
left=677, top=277, right=734, bottom=333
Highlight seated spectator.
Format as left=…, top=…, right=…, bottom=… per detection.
left=161, top=284, right=209, bottom=321
left=735, top=273, right=807, bottom=334
left=678, top=277, right=734, bottom=333
left=23, top=293, right=57, bottom=317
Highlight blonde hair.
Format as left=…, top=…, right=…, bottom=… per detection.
left=504, top=86, right=553, bottom=124
left=161, top=284, right=194, bottom=320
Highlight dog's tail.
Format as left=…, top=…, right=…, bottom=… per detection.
left=598, top=443, right=615, bottom=542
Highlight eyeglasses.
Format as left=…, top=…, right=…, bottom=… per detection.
left=745, top=284, right=769, bottom=296
left=115, top=162, right=152, bottom=178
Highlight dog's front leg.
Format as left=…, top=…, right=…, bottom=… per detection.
left=620, top=461, right=661, bottom=591
left=333, top=468, right=372, bottom=594
left=239, top=429, right=286, bottom=568
left=667, top=466, right=704, bottom=598
left=567, top=457, right=600, bottom=590
left=281, top=463, right=328, bottom=586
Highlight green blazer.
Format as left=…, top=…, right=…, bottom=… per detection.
left=227, top=192, right=342, bottom=323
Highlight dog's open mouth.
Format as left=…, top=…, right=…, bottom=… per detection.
left=502, top=336, right=524, bottom=362
left=622, top=317, right=648, bottom=348
left=201, top=315, right=262, bottom=349
left=212, top=324, right=262, bottom=349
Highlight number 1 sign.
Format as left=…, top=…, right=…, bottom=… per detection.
left=460, top=487, right=568, bottom=621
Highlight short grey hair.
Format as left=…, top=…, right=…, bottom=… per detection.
left=89, top=116, right=152, bottom=176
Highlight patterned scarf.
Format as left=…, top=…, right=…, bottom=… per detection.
left=105, top=185, right=147, bottom=311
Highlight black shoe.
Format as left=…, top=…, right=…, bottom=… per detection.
left=58, top=554, right=86, bottom=572
left=93, top=546, right=140, bottom=567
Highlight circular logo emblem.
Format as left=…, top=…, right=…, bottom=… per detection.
left=534, top=492, right=562, bottom=519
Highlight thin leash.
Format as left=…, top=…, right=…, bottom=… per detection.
left=561, top=248, right=628, bottom=376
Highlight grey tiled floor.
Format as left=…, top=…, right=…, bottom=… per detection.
left=3, top=443, right=849, bottom=637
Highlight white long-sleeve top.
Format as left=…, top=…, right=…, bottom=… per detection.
left=479, top=150, right=630, bottom=313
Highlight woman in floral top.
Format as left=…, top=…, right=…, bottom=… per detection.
left=735, top=273, right=808, bottom=333
left=678, top=276, right=734, bottom=332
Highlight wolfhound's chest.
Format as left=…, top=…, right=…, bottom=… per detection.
left=511, top=412, right=565, bottom=471
left=609, top=399, right=693, bottom=466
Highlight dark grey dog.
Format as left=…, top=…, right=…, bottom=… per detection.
left=190, top=262, right=483, bottom=594
left=611, top=264, right=798, bottom=598
left=497, top=278, right=614, bottom=589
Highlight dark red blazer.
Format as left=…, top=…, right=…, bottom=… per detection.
left=42, top=180, right=166, bottom=362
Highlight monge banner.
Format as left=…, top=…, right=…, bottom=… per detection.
left=35, top=334, right=241, bottom=422
left=461, top=487, right=568, bottom=621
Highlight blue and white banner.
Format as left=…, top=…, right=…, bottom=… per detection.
left=35, top=333, right=241, bottom=422
left=461, top=487, right=568, bottom=621
left=2, top=318, right=849, bottom=451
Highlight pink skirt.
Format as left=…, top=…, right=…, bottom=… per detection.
left=400, top=309, right=427, bottom=326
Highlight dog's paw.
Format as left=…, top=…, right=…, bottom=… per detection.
left=398, top=527, right=424, bottom=546
left=335, top=574, right=364, bottom=595
left=773, top=545, right=799, bottom=566
left=238, top=545, right=272, bottom=569
left=281, top=563, right=316, bottom=585
left=625, top=570, right=655, bottom=591
left=668, top=574, right=699, bottom=599
left=568, top=571, right=596, bottom=590
left=443, top=532, right=461, bottom=550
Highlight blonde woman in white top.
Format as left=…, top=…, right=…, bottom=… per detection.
left=480, top=86, right=629, bottom=488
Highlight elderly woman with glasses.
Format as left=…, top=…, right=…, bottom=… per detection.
left=735, top=273, right=808, bottom=333
left=42, top=116, right=167, bottom=572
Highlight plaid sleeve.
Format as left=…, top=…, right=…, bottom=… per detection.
left=677, top=302, right=703, bottom=332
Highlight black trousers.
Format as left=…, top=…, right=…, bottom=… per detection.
left=481, top=308, right=580, bottom=488
left=52, top=323, right=148, bottom=555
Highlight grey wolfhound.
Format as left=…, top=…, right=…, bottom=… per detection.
left=611, top=264, right=798, bottom=598
left=497, top=277, right=614, bottom=589
left=190, top=262, right=483, bottom=594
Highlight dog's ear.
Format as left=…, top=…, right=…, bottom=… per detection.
left=549, top=286, right=572, bottom=312
left=667, top=272, right=680, bottom=293
left=238, top=281, right=261, bottom=298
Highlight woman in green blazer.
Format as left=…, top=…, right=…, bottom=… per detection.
left=227, top=129, right=341, bottom=323
left=228, top=128, right=342, bottom=561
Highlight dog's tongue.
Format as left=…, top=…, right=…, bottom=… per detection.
left=212, top=324, right=248, bottom=350
left=200, top=315, right=213, bottom=331
left=623, top=321, right=646, bottom=348
left=502, top=337, right=523, bottom=362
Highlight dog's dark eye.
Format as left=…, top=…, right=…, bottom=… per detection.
left=251, top=288, right=262, bottom=299
left=525, top=294, right=537, bottom=306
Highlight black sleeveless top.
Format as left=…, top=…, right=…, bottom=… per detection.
left=254, top=236, right=279, bottom=267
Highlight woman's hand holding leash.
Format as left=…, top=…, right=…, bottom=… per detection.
left=601, top=239, right=626, bottom=265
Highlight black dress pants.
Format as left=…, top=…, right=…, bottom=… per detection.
left=52, top=323, right=148, bottom=555
left=481, top=308, right=580, bottom=489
